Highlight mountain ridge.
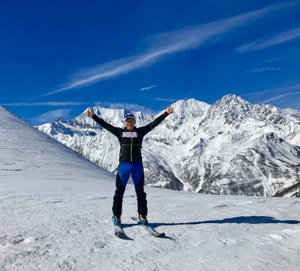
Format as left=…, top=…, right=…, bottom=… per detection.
left=37, top=95, right=300, bottom=197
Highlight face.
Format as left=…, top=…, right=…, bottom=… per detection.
left=124, top=118, right=136, bottom=131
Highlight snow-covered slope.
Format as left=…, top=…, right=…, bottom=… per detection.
left=1, top=106, right=300, bottom=270
left=38, top=95, right=300, bottom=197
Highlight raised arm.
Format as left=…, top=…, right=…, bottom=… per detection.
left=140, top=105, right=174, bottom=136
left=85, top=108, right=121, bottom=139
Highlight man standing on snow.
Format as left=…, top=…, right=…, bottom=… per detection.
left=85, top=105, right=174, bottom=226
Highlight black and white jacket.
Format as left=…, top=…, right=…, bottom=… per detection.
left=92, top=112, right=169, bottom=163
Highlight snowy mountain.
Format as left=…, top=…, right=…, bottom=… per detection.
left=37, top=95, right=300, bottom=197
left=1, top=105, right=300, bottom=270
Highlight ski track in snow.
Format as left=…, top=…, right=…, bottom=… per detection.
left=1, top=106, right=300, bottom=270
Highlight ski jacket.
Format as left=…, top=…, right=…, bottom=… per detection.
left=92, top=112, right=169, bottom=163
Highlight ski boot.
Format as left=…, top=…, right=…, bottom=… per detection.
left=139, top=214, right=148, bottom=226
left=112, top=215, right=121, bottom=225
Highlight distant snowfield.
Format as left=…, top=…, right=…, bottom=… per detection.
left=1, top=106, right=300, bottom=271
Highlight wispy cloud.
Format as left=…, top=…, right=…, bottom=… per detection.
left=154, top=97, right=179, bottom=103
left=245, top=67, right=283, bottom=73
left=243, top=83, right=300, bottom=104
left=95, top=102, right=156, bottom=114
left=259, top=84, right=300, bottom=103
left=31, top=108, right=72, bottom=124
left=2, top=101, right=87, bottom=107
left=139, top=85, right=158, bottom=91
left=2, top=100, right=157, bottom=114
left=238, top=26, right=300, bottom=52
left=262, top=91, right=300, bottom=103
left=41, top=2, right=290, bottom=97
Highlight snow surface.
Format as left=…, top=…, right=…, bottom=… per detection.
left=1, top=106, right=300, bottom=271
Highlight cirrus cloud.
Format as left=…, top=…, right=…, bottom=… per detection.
left=40, top=2, right=292, bottom=97
left=238, top=26, right=300, bottom=52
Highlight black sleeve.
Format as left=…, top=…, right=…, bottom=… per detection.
left=140, top=112, right=169, bottom=137
left=92, top=115, right=122, bottom=139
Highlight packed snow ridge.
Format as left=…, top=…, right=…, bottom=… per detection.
left=38, top=94, right=300, bottom=197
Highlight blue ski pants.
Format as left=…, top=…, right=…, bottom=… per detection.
left=112, top=162, right=148, bottom=216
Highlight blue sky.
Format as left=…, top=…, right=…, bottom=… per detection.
left=1, top=0, right=300, bottom=124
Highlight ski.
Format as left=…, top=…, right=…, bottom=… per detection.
left=113, top=224, right=131, bottom=239
left=131, top=217, right=166, bottom=238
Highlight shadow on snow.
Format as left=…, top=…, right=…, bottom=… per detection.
left=123, top=216, right=300, bottom=229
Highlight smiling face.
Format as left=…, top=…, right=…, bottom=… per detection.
left=124, top=118, right=136, bottom=131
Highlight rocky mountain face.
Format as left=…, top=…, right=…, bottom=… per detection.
left=37, top=94, right=300, bottom=197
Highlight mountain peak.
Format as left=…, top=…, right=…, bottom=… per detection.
left=215, top=94, right=250, bottom=107
left=206, top=94, right=253, bottom=123
left=171, top=98, right=210, bottom=120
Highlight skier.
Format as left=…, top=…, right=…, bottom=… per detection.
left=85, top=105, right=174, bottom=226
